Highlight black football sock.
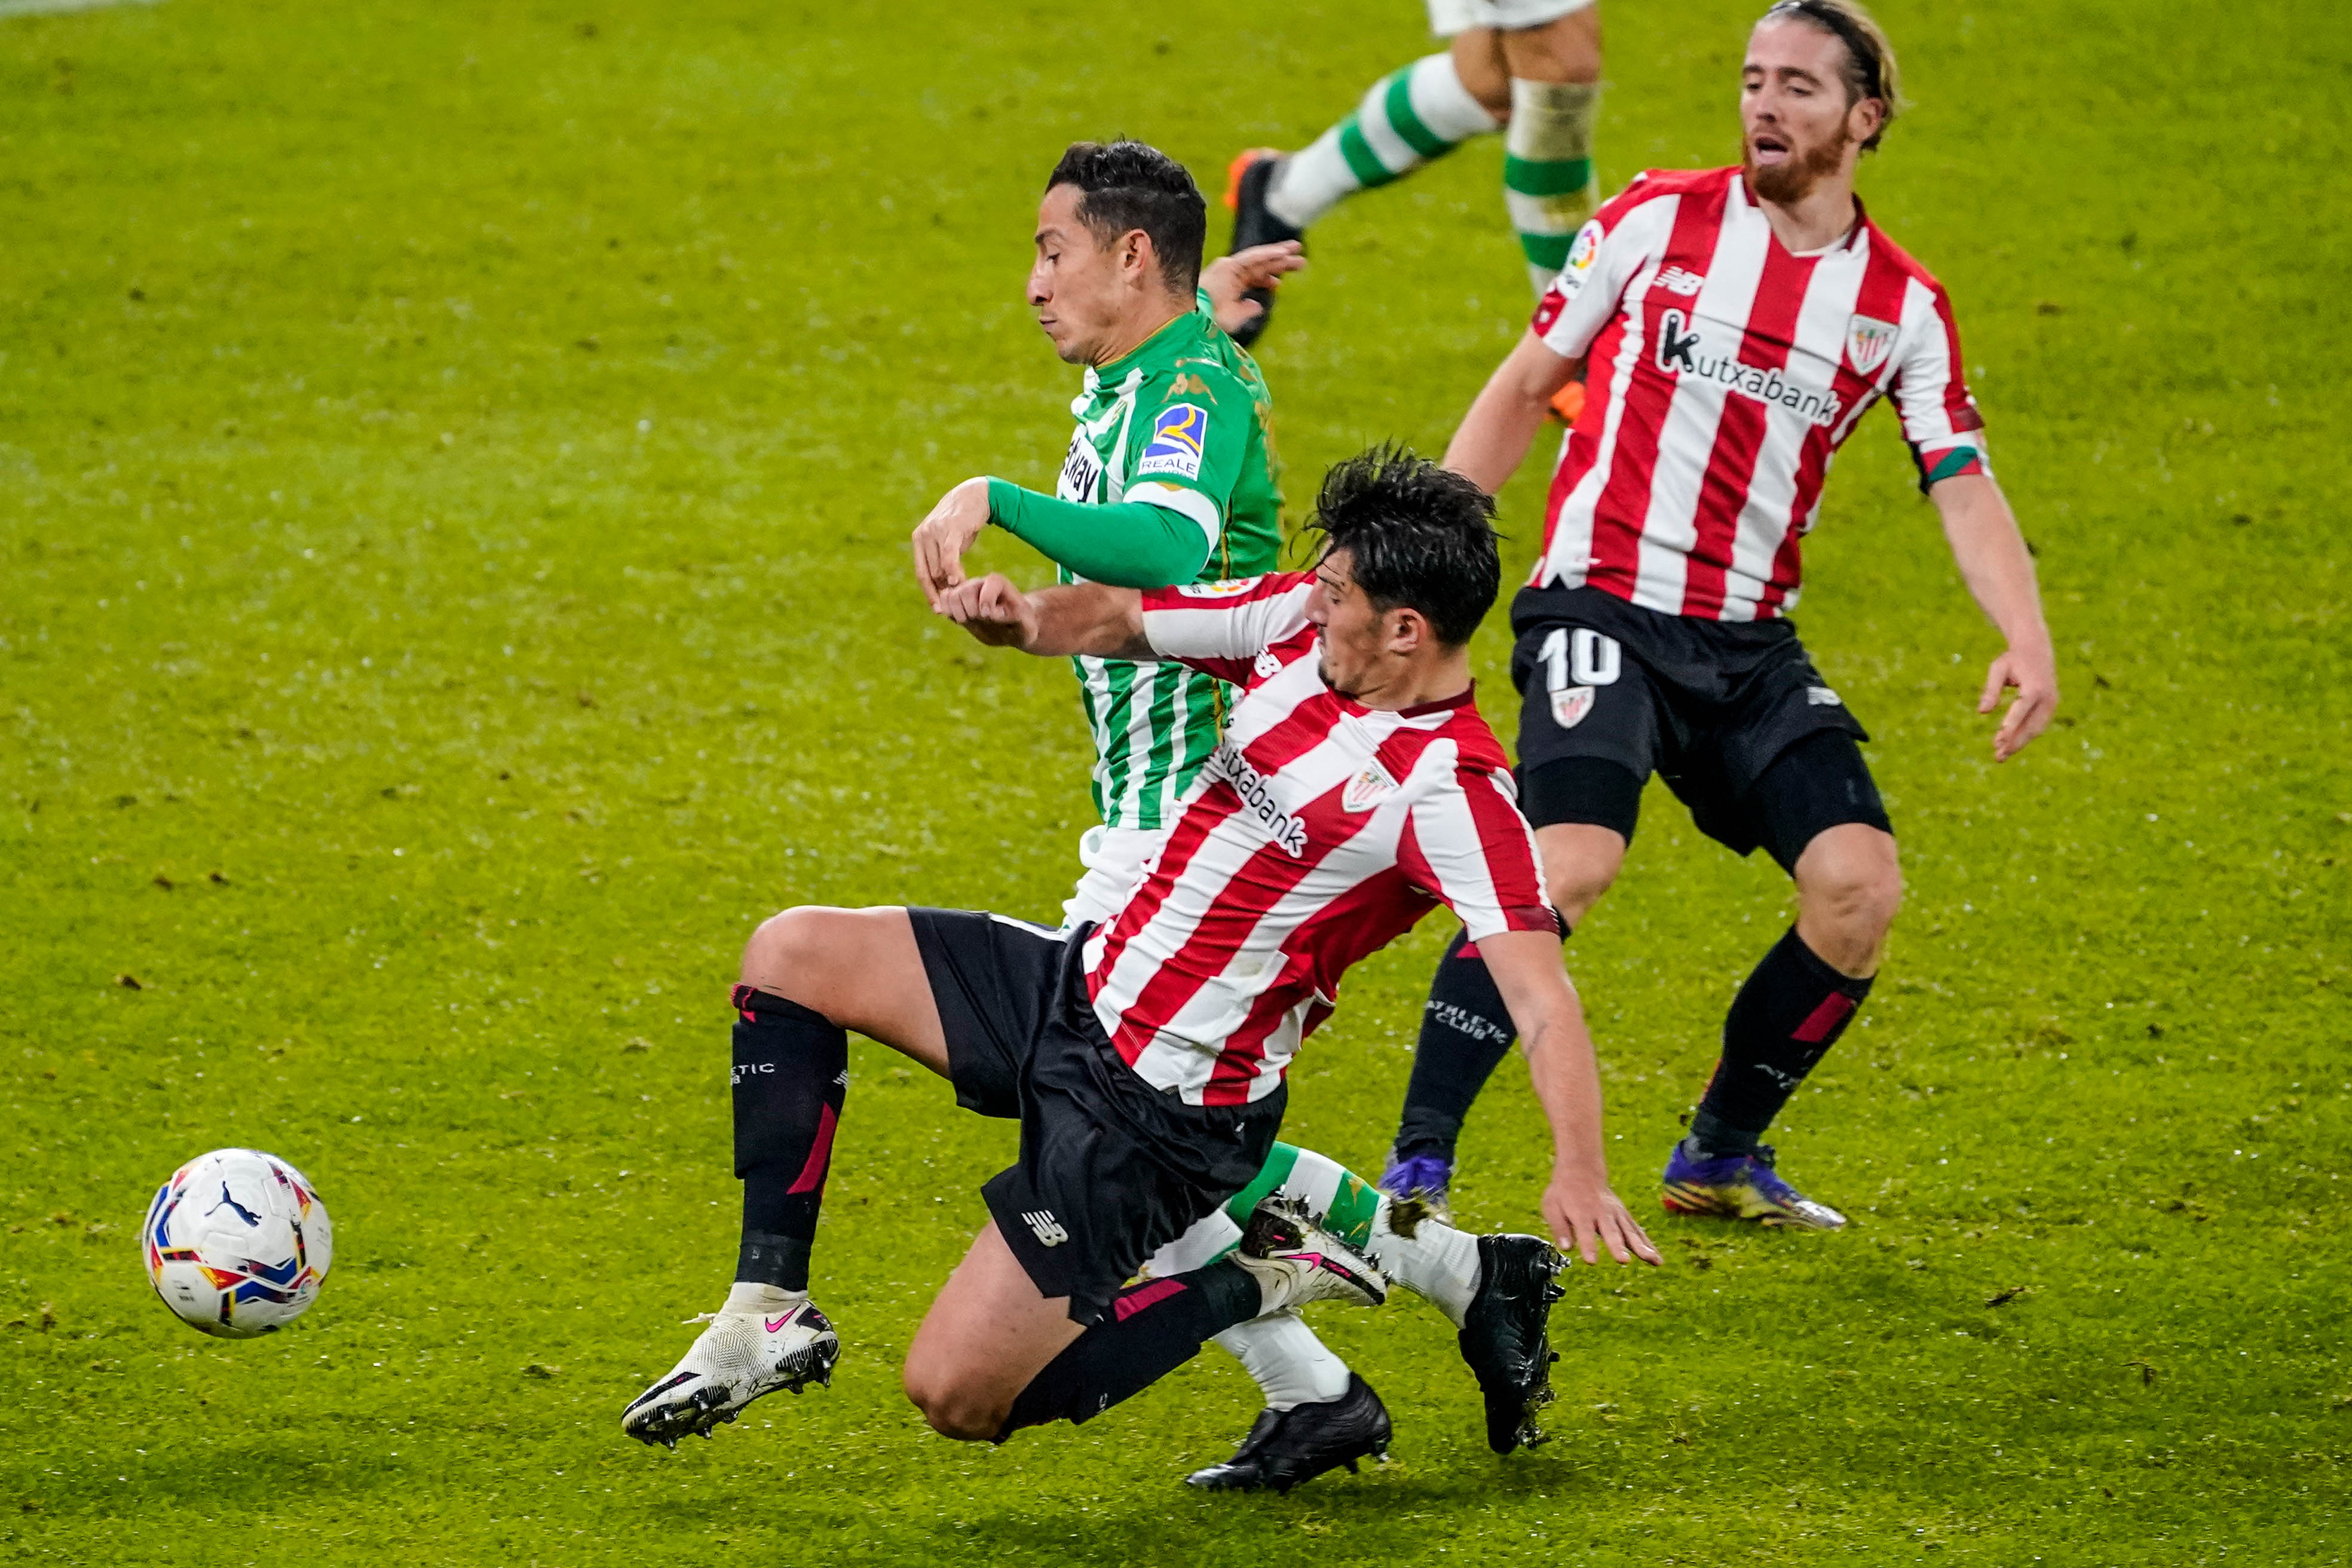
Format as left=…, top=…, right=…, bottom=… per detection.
left=730, top=984, right=849, bottom=1292
left=1688, top=926, right=1873, bottom=1156
left=997, top=1260, right=1263, bottom=1437
left=1392, top=927, right=1530, bottom=1163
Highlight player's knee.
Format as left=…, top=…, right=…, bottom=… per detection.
left=1545, top=862, right=1616, bottom=927
left=1806, top=845, right=1903, bottom=943
left=901, top=1362, right=1005, bottom=1443
left=741, top=905, right=859, bottom=991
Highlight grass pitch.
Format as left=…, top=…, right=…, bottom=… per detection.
left=4, top=1, right=2347, bottom=1562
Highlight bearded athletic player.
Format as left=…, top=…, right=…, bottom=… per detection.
left=907, top=142, right=1591, bottom=1487
left=1356, top=0, right=2060, bottom=1228
left=620, top=451, right=1656, bottom=1454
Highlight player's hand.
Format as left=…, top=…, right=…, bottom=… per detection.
left=1542, top=1168, right=1661, bottom=1267
left=938, top=573, right=1037, bottom=650
left=911, top=476, right=994, bottom=612
left=1980, top=644, right=2059, bottom=761
left=1200, top=241, right=1306, bottom=339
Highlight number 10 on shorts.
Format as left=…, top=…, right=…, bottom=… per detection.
left=1539, top=627, right=1620, bottom=730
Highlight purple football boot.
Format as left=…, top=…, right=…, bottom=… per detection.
left=1660, top=1141, right=1846, bottom=1230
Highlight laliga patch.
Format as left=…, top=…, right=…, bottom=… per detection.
left=1341, top=761, right=1398, bottom=813
left=1806, top=685, right=1843, bottom=706
left=1177, top=578, right=1252, bottom=598
left=1843, top=314, right=1898, bottom=378
left=1136, top=402, right=1207, bottom=481
left=1550, top=684, right=1597, bottom=729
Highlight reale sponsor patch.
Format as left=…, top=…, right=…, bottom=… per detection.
left=1136, top=403, right=1207, bottom=480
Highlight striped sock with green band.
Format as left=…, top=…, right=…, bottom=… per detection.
left=1225, top=1144, right=1482, bottom=1325
left=1267, top=54, right=1500, bottom=232
left=1504, top=78, right=1602, bottom=293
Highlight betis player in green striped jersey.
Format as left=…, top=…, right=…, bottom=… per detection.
left=912, top=141, right=1298, bottom=927
left=908, top=141, right=1566, bottom=1492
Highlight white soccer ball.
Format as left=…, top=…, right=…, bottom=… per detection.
left=142, top=1148, right=333, bottom=1339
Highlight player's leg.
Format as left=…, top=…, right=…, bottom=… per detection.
left=1665, top=733, right=1899, bottom=1229
left=1384, top=610, right=1658, bottom=1212
left=1238, top=1144, right=1570, bottom=1456
left=622, top=905, right=947, bottom=1446
left=1499, top=3, right=1606, bottom=295
left=906, top=1209, right=1388, bottom=1443
left=1221, top=11, right=1506, bottom=346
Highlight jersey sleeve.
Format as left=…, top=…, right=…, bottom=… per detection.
left=1396, top=760, right=1561, bottom=943
left=1888, top=278, right=1993, bottom=491
left=1137, top=572, right=1314, bottom=684
left=985, top=480, right=1211, bottom=588
left=1122, top=366, right=1250, bottom=553
left=1528, top=176, right=1661, bottom=362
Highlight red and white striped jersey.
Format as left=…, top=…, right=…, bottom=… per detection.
left=1082, top=573, right=1558, bottom=1106
left=1529, top=166, right=1991, bottom=621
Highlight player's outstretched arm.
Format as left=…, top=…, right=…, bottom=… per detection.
left=937, top=572, right=1152, bottom=660
left=1444, top=331, right=1582, bottom=495
left=1931, top=473, right=2060, bottom=761
left=1477, top=929, right=1660, bottom=1267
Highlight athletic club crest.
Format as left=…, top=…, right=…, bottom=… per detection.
left=1550, top=685, right=1596, bottom=729
left=1844, top=315, right=1898, bottom=378
left=1341, top=761, right=1398, bottom=813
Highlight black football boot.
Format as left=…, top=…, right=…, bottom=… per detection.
left=1184, top=1372, right=1392, bottom=1493
left=1456, top=1233, right=1567, bottom=1454
left=1221, top=149, right=1303, bottom=350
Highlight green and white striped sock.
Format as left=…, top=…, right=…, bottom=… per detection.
left=1504, top=78, right=1602, bottom=293
left=1225, top=1144, right=1483, bottom=1324
left=1267, top=53, right=1501, bottom=231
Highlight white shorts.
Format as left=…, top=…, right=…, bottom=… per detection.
left=1056, top=823, right=1174, bottom=934
left=1426, top=0, right=1595, bottom=36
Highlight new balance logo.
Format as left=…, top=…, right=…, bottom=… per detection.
left=1022, top=1210, right=1069, bottom=1248
left=1654, top=266, right=1705, bottom=296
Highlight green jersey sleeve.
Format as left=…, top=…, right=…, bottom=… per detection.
left=1121, top=367, right=1251, bottom=555
left=984, top=479, right=1210, bottom=588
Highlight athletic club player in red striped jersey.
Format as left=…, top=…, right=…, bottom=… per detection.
left=620, top=449, right=1655, bottom=1453
left=1372, top=0, right=2060, bottom=1230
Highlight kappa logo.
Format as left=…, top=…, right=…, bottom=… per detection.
left=1653, top=265, right=1705, bottom=297
left=1844, top=315, right=1899, bottom=378
left=1341, top=760, right=1398, bottom=813
left=1655, top=308, right=1846, bottom=428
left=1022, top=1209, right=1069, bottom=1248
left=1136, top=402, right=1208, bottom=481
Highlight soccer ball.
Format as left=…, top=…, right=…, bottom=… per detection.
left=142, top=1148, right=334, bottom=1339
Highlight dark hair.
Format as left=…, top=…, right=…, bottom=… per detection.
left=1045, top=139, right=1206, bottom=295
left=1760, top=0, right=1903, bottom=152
left=1303, top=445, right=1499, bottom=648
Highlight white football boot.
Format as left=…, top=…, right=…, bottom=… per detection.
left=1232, top=1196, right=1389, bottom=1312
left=621, top=1298, right=839, bottom=1448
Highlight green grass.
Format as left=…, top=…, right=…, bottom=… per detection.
left=3, top=0, right=2347, bottom=1561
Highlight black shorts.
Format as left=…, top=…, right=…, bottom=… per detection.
left=908, top=907, right=1285, bottom=1327
left=1508, top=584, right=1892, bottom=872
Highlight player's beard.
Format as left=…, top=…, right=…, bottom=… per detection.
left=1742, top=123, right=1851, bottom=205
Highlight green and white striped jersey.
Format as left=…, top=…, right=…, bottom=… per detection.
left=1058, top=302, right=1282, bottom=829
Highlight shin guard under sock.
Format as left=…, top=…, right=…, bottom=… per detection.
left=1690, top=927, right=1873, bottom=1154
left=1000, top=1261, right=1262, bottom=1435
left=731, top=984, right=848, bottom=1292
left=1394, top=928, right=1522, bottom=1162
